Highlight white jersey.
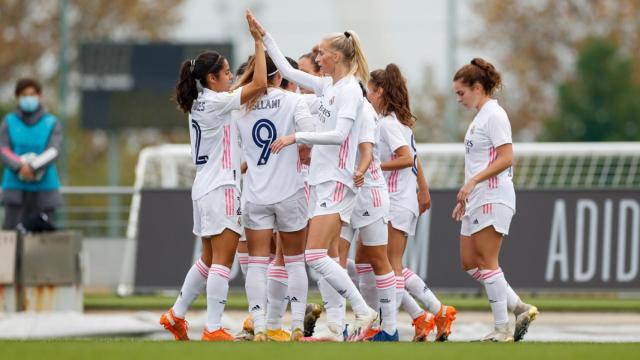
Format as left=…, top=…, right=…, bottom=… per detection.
left=236, top=87, right=315, bottom=205
left=358, top=101, right=386, bottom=188
left=463, top=99, right=515, bottom=212
left=379, top=113, right=418, bottom=215
left=189, top=87, right=243, bottom=200
left=301, top=93, right=321, bottom=115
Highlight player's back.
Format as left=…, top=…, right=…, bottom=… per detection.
left=236, top=88, right=312, bottom=205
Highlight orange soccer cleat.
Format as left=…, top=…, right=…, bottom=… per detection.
left=434, top=305, right=457, bottom=342
left=411, top=312, right=436, bottom=342
left=201, top=327, right=235, bottom=342
left=160, top=308, right=189, bottom=341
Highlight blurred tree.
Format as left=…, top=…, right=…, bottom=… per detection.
left=0, top=0, right=184, bottom=101
left=472, top=0, right=640, bottom=139
left=543, top=37, right=640, bottom=141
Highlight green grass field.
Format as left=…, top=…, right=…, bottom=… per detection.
left=1, top=341, right=639, bottom=360
left=84, top=291, right=640, bottom=312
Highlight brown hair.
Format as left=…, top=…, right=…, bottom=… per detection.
left=299, top=50, right=320, bottom=74
left=369, top=64, right=415, bottom=127
left=15, top=78, right=42, bottom=97
left=453, top=58, right=502, bottom=95
left=233, top=52, right=277, bottom=112
left=323, top=30, right=369, bottom=83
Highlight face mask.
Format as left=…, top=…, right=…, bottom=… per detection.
left=19, top=96, right=40, bottom=113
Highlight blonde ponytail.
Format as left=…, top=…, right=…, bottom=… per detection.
left=324, top=30, right=369, bottom=83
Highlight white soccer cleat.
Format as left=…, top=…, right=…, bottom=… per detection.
left=349, top=307, right=378, bottom=341
left=482, top=324, right=514, bottom=342
left=300, top=323, right=344, bottom=342
left=514, top=303, right=539, bottom=342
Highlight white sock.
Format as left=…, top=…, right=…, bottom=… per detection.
left=238, top=252, right=249, bottom=279
left=305, top=249, right=370, bottom=316
left=245, top=256, right=269, bottom=333
left=346, top=258, right=358, bottom=286
left=468, top=267, right=522, bottom=313
left=266, top=264, right=288, bottom=330
left=356, top=264, right=378, bottom=309
left=284, top=254, right=307, bottom=331
left=403, top=267, right=442, bottom=314
left=318, top=276, right=344, bottom=329
left=375, top=272, right=397, bottom=334
left=206, top=264, right=230, bottom=331
left=402, top=290, right=425, bottom=320
left=173, top=258, right=209, bottom=318
left=395, top=276, right=405, bottom=311
left=481, top=268, right=509, bottom=326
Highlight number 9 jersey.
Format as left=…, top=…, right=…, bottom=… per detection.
left=235, top=87, right=316, bottom=205
left=189, top=87, right=243, bottom=201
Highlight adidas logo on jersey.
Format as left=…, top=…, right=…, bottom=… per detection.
left=362, top=210, right=370, bottom=216
left=320, top=202, right=327, bottom=208
left=473, top=219, right=479, bottom=225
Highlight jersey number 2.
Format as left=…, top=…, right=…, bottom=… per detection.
left=411, top=134, right=418, bottom=175
left=191, top=120, right=209, bottom=165
left=252, top=119, right=277, bottom=166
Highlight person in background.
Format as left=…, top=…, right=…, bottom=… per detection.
left=0, top=78, right=63, bottom=231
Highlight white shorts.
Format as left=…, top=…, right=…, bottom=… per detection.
left=341, top=217, right=388, bottom=246
left=243, top=187, right=308, bottom=232
left=388, top=204, right=418, bottom=236
left=192, top=185, right=242, bottom=237
left=461, top=203, right=514, bottom=236
left=350, top=187, right=390, bottom=229
left=309, top=181, right=356, bottom=224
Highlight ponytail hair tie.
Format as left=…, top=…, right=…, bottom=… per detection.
left=344, top=31, right=351, bottom=39
left=189, top=59, right=196, bottom=74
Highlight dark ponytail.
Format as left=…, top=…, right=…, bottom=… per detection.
left=453, top=57, right=502, bottom=96
left=175, top=51, right=226, bottom=114
left=369, top=63, right=415, bottom=127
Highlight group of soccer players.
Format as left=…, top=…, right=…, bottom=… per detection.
left=159, top=10, right=538, bottom=343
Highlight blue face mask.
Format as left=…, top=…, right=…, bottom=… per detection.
left=19, top=96, right=40, bottom=113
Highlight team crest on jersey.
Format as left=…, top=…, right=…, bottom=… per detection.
left=329, top=96, right=335, bottom=105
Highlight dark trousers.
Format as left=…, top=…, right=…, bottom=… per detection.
left=2, top=191, right=56, bottom=230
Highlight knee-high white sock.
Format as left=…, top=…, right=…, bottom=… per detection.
left=346, top=258, right=358, bottom=286
left=173, top=258, right=209, bottom=318
left=481, top=268, right=509, bottom=326
left=402, top=290, right=425, bottom=320
left=395, top=276, right=405, bottom=311
left=245, top=256, right=269, bottom=333
left=468, top=267, right=522, bottom=313
left=266, top=264, right=288, bottom=330
left=206, top=264, right=231, bottom=331
left=403, top=268, right=442, bottom=314
left=238, top=252, right=249, bottom=279
left=375, top=272, right=397, bottom=334
left=356, top=264, right=378, bottom=309
left=318, top=276, right=345, bottom=329
left=305, top=249, right=370, bottom=316
left=284, top=254, right=307, bottom=331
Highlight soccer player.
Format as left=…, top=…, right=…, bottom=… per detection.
left=368, top=64, right=457, bottom=342
left=452, top=58, right=538, bottom=342
left=247, top=11, right=378, bottom=341
left=234, top=54, right=315, bottom=342
left=160, top=11, right=267, bottom=341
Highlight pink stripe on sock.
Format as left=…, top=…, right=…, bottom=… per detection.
left=284, top=255, right=305, bottom=263
left=481, top=268, right=503, bottom=280
left=402, top=268, right=416, bottom=281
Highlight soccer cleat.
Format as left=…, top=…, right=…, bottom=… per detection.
left=253, top=331, right=268, bottom=342
left=360, top=327, right=380, bottom=341
left=482, top=324, right=514, bottom=342
left=201, top=327, right=235, bottom=341
left=300, top=323, right=344, bottom=342
left=243, top=315, right=254, bottom=334
left=303, top=303, right=323, bottom=337
left=159, top=308, right=189, bottom=341
left=267, top=328, right=291, bottom=342
left=290, top=328, right=304, bottom=341
left=370, top=329, right=399, bottom=342
left=349, top=307, right=378, bottom=341
left=411, top=312, right=436, bottom=342
left=434, top=305, right=457, bottom=342
left=514, top=304, right=539, bottom=342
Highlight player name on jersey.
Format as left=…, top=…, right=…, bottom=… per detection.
left=252, top=98, right=281, bottom=111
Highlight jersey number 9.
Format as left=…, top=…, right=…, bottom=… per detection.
left=252, top=119, right=277, bottom=166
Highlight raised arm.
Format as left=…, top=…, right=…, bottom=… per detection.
left=247, top=10, right=323, bottom=94
left=240, top=10, right=268, bottom=105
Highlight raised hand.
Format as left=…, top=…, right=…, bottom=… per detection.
left=246, top=9, right=266, bottom=36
